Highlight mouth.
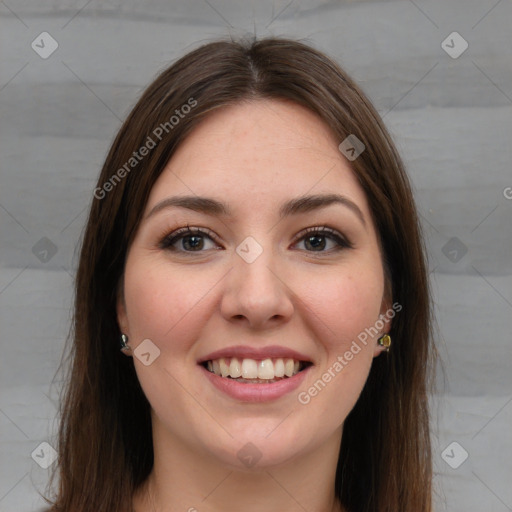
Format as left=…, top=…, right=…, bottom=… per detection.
left=197, top=345, right=314, bottom=401
left=201, top=357, right=313, bottom=384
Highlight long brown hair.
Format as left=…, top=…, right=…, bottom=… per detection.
left=43, top=36, right=436, bottom=512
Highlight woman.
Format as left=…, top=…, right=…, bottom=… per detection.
left=44, top=37, right=436, bottom=512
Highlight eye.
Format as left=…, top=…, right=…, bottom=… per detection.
left=292, top=226, right=353, bottom=253
left=158, top=225, right=221, bottom=253
left=158, top=225, right=352, bottom=255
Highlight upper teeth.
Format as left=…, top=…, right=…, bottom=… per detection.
left=206, top=357, right=302, bottom=379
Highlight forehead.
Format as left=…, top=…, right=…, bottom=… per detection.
left=145, top=99, right=370, bottom=218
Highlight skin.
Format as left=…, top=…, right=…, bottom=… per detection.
left=117, top=99, right=391, bottom=512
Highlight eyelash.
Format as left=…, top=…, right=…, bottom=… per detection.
left=157, top=224, right=353, bottom=255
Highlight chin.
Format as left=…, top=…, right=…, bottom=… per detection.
left=204, top=420, right=314, bottom=470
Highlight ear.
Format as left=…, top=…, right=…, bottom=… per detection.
left=116, top=278, right=132, bottom=357
left=373, top=292, right=394, bottom=358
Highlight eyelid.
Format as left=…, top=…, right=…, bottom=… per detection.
left=157, top=224, right=222, bottom=250
left=292, top=225, right=354, bottom=250
left=157, top=224, right=353, bottom=253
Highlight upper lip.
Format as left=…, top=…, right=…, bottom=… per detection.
left=197, top=345, right=313, bottom=364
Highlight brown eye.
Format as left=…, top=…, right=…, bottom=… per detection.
left=159, top=226, right=220, bottom=253
left=294, top=227, right=352, bottom=253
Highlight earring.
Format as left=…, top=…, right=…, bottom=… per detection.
left=377, top=333, right=391, bottom=351
left=120, top=333, right=131, bottom=353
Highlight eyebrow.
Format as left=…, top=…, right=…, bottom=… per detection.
left=145, top=193, right=366, bottom=227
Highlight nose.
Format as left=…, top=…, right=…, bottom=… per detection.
left=219, top=246, right=294, bottom=330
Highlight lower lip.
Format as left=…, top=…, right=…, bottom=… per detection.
left=199, top=364, right=312, bottom=402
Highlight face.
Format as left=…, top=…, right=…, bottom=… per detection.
left=117, top=99, right=391, bottom=469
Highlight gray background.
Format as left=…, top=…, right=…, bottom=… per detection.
left=1, top=0, right=511, bottom=511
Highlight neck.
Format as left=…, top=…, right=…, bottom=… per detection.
left=133, top=415, right=344, bottom=512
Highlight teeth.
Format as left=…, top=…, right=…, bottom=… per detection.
left=241, top=359, right=258, bottom=379
left=258, top=359, right=274, bottom=379
left=219, top=358, right=230, bottom=377
left=205, top=357, right=306, bottom=380
left=274, top=358, right=285, bottom=377
left=284, top=358, right=295, bottom=377
left=229, top=357, right=242, bottom=378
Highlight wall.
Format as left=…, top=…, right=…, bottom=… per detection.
left=1, top=1, right=511, bottom=510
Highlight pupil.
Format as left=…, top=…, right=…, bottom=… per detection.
left=184, top=235, right=203, bottom=250
left=306, top=235, right=325, bottom=251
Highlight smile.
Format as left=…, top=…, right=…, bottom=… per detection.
left=202, top=357, right=312, bottom=383
left=197, top=345, right=313, bottom=401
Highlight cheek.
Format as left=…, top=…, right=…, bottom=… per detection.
left=295, top=272, right=381, bottom=423
left=123, top=257, right=214, bottom=352
left=301, top=266, right=384, bottom=348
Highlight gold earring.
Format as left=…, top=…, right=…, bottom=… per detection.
left=120, top=333, right=131, bottom=353
left=378, top=333, right=391, bottom=351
